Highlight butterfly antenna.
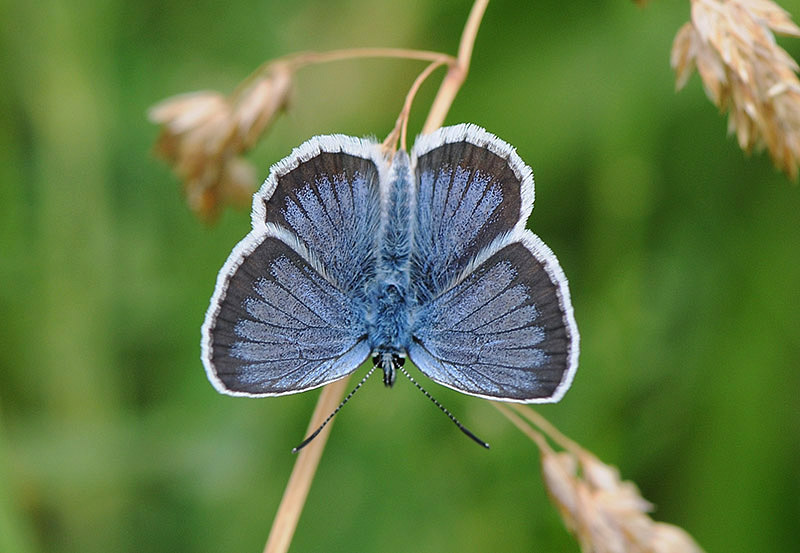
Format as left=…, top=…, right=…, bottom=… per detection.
left=292, top=365, right=377, bottom=453
left=396, top=365, right=490, bottom=449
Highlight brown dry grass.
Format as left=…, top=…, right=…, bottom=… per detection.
left=495, top=404, right=705, bottom=553
left=148, top=63, right=293, bottom=221
left=672, top=0, right=800, bottom=178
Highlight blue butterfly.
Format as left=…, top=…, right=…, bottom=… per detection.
left=201, top=124, right=579, bottom=444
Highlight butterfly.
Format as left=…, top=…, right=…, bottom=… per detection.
left=201, top=124, right=579, bottom=444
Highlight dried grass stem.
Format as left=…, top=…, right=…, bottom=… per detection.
left=492, top=402, right=552, bottom=453
left=422, top=0, right=489, bottom=133
left=494, top=403, right=706, bottom=553
left=383, top=60, right=449, bottom=153
left=263, top=378, right=350, bottom=553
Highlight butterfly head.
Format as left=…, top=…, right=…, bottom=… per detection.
left=373, top=352, right=404, bottom=388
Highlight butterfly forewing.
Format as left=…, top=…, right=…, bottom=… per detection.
left=410, top=125, right=533, bottom=304
left=203, top=136, right=383, bottom=396
left=252, top=137, right=384, bottom=299
left=409, top=233, right=578, bottom=402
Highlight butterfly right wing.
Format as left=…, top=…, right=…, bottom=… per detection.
left=408, top=125, right=578, bottom=402
left=202, top=136, right=385, bottom=396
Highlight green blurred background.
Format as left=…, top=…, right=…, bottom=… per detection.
left=2, top=1, right=799, bottom=551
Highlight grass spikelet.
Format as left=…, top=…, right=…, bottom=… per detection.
left=671, top=0, right=800, bottom=178
left=495, top=403, right=706, bottom=553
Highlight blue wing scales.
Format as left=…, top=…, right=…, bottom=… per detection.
left=203, top=227, right=370, bottom=395
left=409, top=235, right=578, bottom=402
left=252, top=137, right=384, bottom=300
left=410, top=125, right=533, bottom=304
left=203, top=135, right=384, bottom=396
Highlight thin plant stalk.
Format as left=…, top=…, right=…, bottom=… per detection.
left=382, top=59, right=449, bottom=153
left=261, top=3, right=490, bottom=552
left=262, top=378, right=350, bottom=553
left=492, top=402, right=552, bottom=453
left=285, top=47, right=453, bottom=69
left=422, top=0, right=489, bottom=133
left=510, top=402, right=583, bottom=454
left=492, top=402, right=707, bottom=553
left=233, top=48, right=456, bottom=102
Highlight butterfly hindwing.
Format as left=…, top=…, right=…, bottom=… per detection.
left=202, top=226, right=371, bottom=396
left=408, top=232, right=578, bottom=402
left=410, top=124, right=533, bottom=304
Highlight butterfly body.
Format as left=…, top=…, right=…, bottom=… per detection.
left=368, top=151, right=413, bottom=365
left=202, top=124, right=579, bottom=404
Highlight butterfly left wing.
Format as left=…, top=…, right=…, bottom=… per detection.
left=409, top=233, right=578, bottom=402
left=251, top=135, right=385, bottom=299
left=203, top=135, right=385, bottom=396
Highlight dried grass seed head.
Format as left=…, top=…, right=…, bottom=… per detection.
left=148, top=65, right=293, bottom=221
left=671, top=0, right=800, bottom=178
left=540, top=446, right=705, bottom=553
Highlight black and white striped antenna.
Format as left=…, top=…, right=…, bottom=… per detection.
left=292, top=358, right=490, bottom=452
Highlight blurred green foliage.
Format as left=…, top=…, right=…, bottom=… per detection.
left=2, top=1, right=799, bottom=552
